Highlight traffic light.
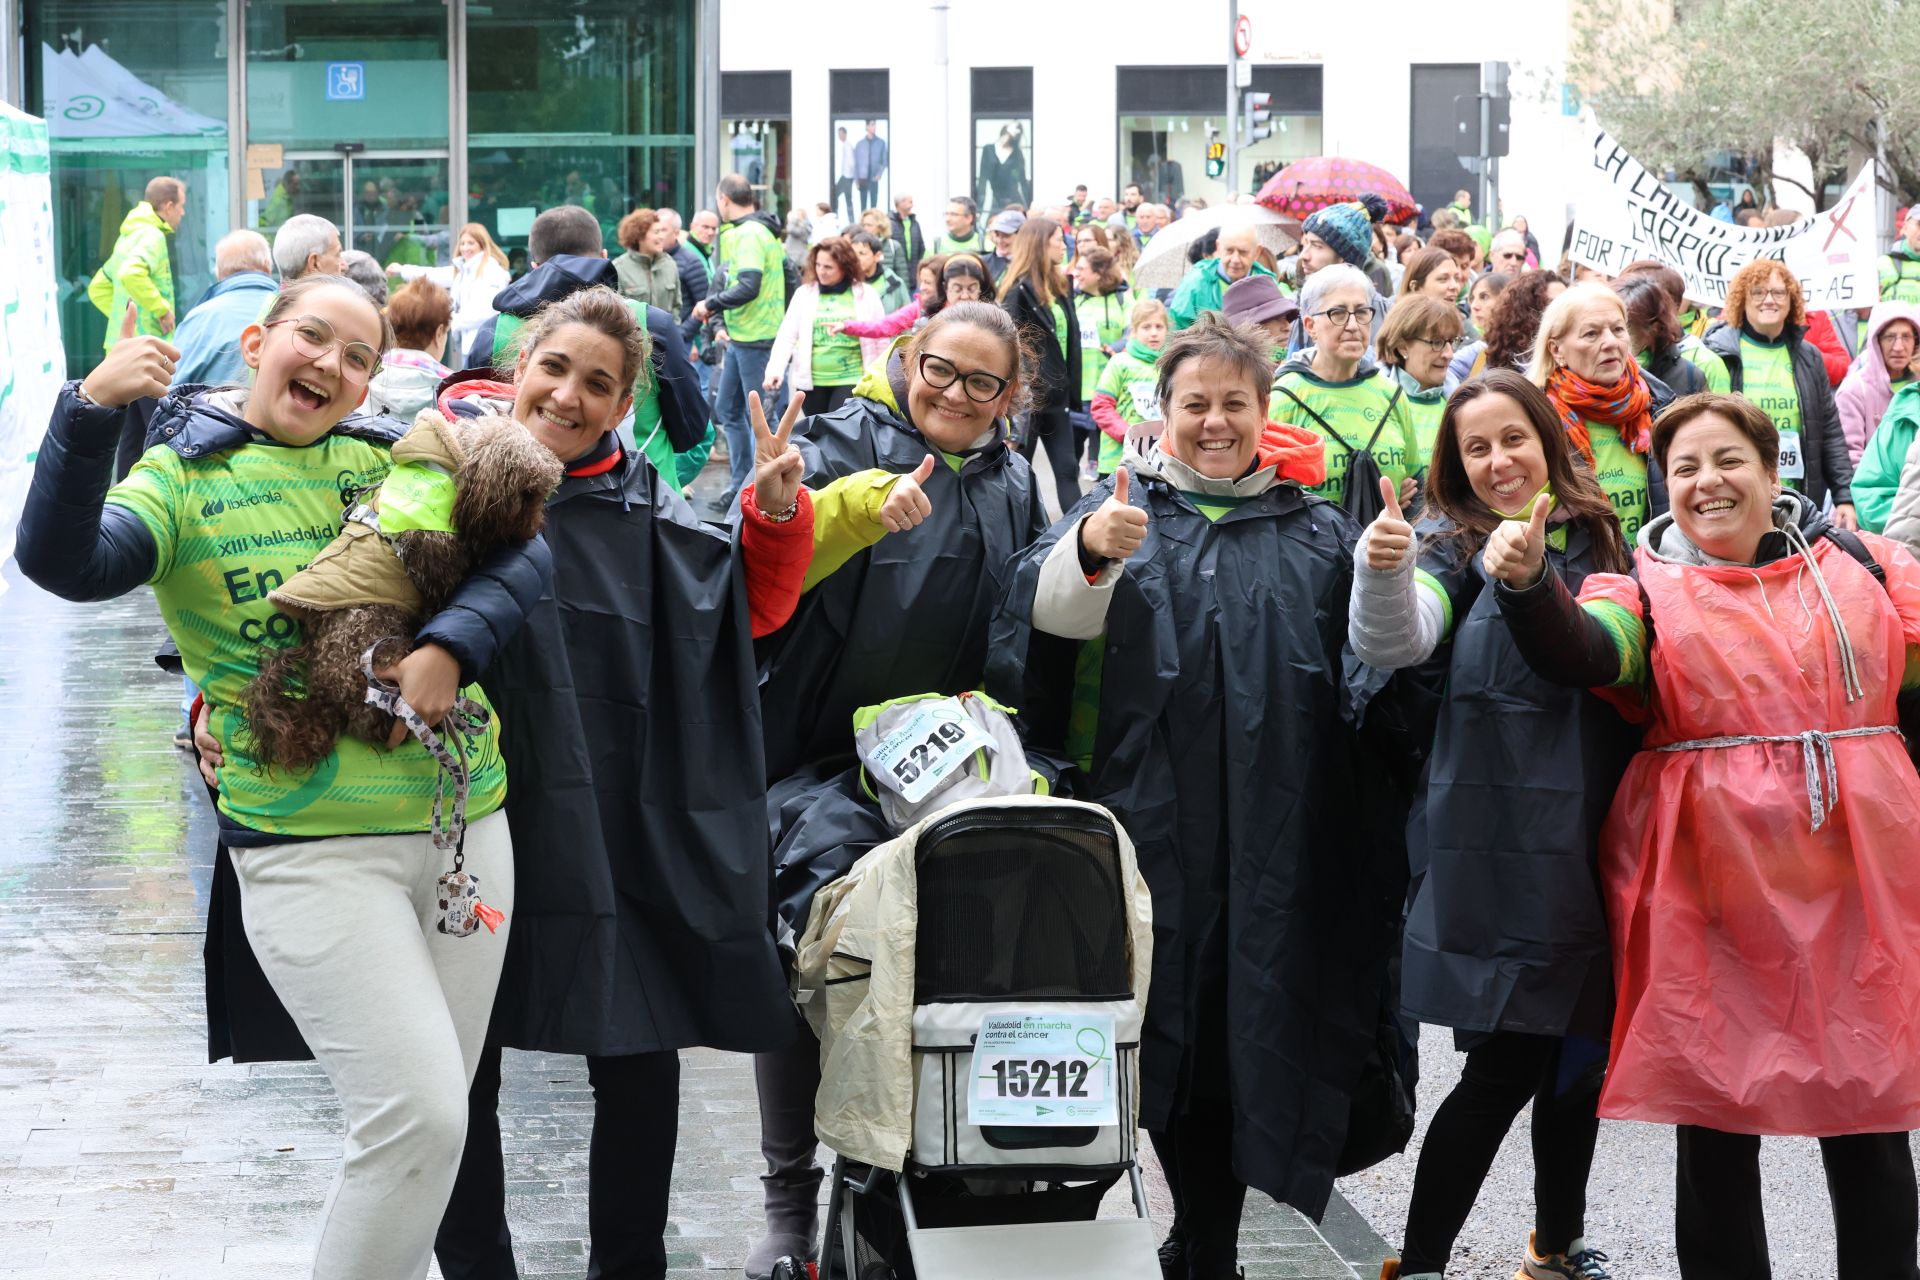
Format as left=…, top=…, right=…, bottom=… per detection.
left=1487, top=93, right=1511, bottom=158
left=1206, top=140, right=1226, bottom=179
left=1242, top=91, right=1272, bottom=145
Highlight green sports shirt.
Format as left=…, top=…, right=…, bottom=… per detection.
left=105, top=435, right=507, bottom=838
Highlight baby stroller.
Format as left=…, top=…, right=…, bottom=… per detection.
left=793, top=793, right=1159, bottom=1280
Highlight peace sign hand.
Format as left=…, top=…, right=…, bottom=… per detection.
left=749, top=390, right=806, bottom=516
left=80, top=303, right=181, bottom=408
left=1483, top=492, right=1552, bottom=587
left=1364, top=474, right=1415, bottom=573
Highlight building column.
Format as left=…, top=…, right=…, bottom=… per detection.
left=697, top=0, right=721, bottom=205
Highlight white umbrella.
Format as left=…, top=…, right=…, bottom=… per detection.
left=1132, top=206, right=1300, bottom=290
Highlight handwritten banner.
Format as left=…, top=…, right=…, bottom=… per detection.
left=1571, top=129, right=1877, bottom=313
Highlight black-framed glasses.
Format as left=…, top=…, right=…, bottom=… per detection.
left=265, top=316, right=382, bottom=383
left=1410, top=335, right=1458, bottom=351
left=918, top=352, right=1011, bottom=403
left=1753, top=288, right=1791, bottom=302
left=1313, top=306, right=1370, bottom=329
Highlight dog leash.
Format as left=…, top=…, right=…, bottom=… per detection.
left=361, top=644, right=504, bottom=937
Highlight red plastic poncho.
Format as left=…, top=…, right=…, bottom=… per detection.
left=1579, top=531, right=1920, bottom=1135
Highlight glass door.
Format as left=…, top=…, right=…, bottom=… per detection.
left=252, top=150, right=450, bottom=268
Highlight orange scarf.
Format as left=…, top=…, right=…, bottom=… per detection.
left=1544, top=364, right=1654, bottom=470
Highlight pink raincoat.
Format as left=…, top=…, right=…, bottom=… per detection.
left=1578, top=530, right=1920, bottom=1134
left=1836, top=302, right=1920, bottom=465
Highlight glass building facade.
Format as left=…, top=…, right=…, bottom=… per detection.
left=22, top=0, right=704, bottom=373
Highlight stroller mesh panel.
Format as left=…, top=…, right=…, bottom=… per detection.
left=914, top=814, right=1130, bottom=1004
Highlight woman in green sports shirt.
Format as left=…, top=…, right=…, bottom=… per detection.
left=1701, top=259, right=1857, bottom=528
left=1270, top=263, right=1424, bottom=511
left=1072, top=245, right=1131, bottom=472
left=17, top=277, right=548, bottom=1280
left=765, top=236, right=887, bottom=416
left=1376, top=294, right=1464, bottom=464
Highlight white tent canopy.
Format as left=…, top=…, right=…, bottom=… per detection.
left=39, top=44, right=225, bottom=139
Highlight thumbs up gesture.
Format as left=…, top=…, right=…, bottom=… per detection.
left=78, top=303, right=182, bottom=408
left=878, top=454, right=937, bottom=533
left=1364, top=474, right=1415, bottom=573
left=1483, top=491, right=1552, bottom=586
left=1080, top=467, right=1150, bottom=562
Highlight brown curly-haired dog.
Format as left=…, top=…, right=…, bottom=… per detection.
left=242, top=410, right=561, bottom=770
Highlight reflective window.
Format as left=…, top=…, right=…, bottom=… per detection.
left=245, top=1, right=449, bottom=150
left=467, top=0, right=696, bottom=251
left=26, top=2, right=228, bottom=374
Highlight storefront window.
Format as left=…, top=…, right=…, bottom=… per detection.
left=973, top=120, right=1032, bottom=213
left=721, top=120, right=790, bottom=218
left=467, top=0, right=697, bottom=252
left=26, top=2, right=228, bottom=375
left=828, top=118, right=890, bottom=225
left=245, top=1, right=448, bottom=150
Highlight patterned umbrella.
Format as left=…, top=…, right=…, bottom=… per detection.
left=1255, top=157, right=1419, bottom=224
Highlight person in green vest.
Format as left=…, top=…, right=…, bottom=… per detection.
left=1168, top=224, right=1278, bottom=330
left=693, top=173, right=793, bottom=503
left=1701, top=259, right=1855, bottom=526
left=1375, top=294, right=1464, bottom=463
left=1849, top=382, right=1920, bottom=533
left=89, top=175, right=186, bottom=349
left=934, top=194, right=988, bottom=256
left=849, top=230, right=911, bottom=311
left=765, top=236, right=887, bottom=416
left=1089, top=297, right=1169, bottom=475
left=1271, top=264, right=1424, bottom=510
left=1880, top=207, right=1920, bottom=305
left=1071, top=245, right=1132, bottom=471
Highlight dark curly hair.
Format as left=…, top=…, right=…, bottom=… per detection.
left=1481, top=269, right=1567, bottom=374
left=804, top=236, right=864, bottom=289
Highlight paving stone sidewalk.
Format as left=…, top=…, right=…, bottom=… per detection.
left=0, top=579, right=1368, bottom=1278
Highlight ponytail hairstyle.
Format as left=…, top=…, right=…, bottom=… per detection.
left=1425, top=368, right=1630, bottom=574
left=503, top=284, right=653, bottom=400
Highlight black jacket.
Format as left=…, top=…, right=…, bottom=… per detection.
left=481, top=449, right=792, bottom=1055
left=1001, top=278, right=1083, bottom=412
left=1644, top=343, right=1707, bottom=397
left=755, top=357, right=1046, bottom=782
left=464, top=253, right=620, bottom=369
left=889, top=211, right=927, bottom=280
left=1399, top=520, right=1637, bottom=1041
left=1703, top=321, right=1853, bottom=506
left=670, top=240, right=711, bottom=325
left=990, top=472, right=1416, bottom=1219
left=461, top=256, right=707, bottom=456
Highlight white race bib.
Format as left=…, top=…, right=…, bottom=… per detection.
left=1127, top=381, right=1161, bottom=422
left=862, top=697, right=997, bottom=805
left=968, top=1010, right=1119, bottom=1126
left=1777, top=427, right=1805, bottom=481
left=1079, top=317, right=1101, bottom=349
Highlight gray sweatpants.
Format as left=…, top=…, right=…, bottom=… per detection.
left=232, top=810, right=515, bottom=1280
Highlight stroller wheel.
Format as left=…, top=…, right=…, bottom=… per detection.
left=767, top=1258, right=817, bottom=1280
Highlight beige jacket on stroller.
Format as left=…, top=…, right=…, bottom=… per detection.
left=793, top=794, right=1154, bottom=1172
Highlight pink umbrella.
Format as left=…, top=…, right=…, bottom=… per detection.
left=1255, top=158, right=1419, bottom=225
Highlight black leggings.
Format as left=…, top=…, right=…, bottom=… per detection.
left=1675, top=1125, right=1919, bottom=1280
left=1398, top=1032, right=1601, bottom=1273
left=801, top=383, right=854, bottom=416
left=435, top=1044, right=682, bottom=1280
left=1021, top=406, right=1082, bottom=510
left=1148, top=1096, right=1248, bottom=1280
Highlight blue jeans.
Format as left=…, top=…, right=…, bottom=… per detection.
left=715, top=343, right=783, bottom=499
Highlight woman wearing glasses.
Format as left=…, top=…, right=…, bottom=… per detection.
left=1701, top=260, right=1857, bottom=528
left=16, top=276, right=549, bottom=1279
left=743, top=300, right=1045, bottom=1279
left=1377, top=295, right=1465, bottom=462
left=1271, top=263, right=1426, bottom=517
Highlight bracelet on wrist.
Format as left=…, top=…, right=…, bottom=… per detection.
left=760, top=498, right=800, bottom=524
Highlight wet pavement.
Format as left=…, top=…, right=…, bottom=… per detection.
left=0, top=569, right=1366, bottom=1279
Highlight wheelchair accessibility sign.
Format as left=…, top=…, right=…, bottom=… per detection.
left=326, top=63, right=366, bottom=101
left=969, top=1011, right=1118, bottom=1127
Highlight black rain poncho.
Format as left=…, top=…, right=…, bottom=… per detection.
left=756, top=355, right=1046, bottom=782
left=482, top=449, right=792, bottom=1055
left=988, top=448, right=1416, bottom=1219
left=1399, top=520, right=1637, bottom=1042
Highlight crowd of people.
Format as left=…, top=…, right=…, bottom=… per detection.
left=37, top=165, right=1920, bottom=1280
